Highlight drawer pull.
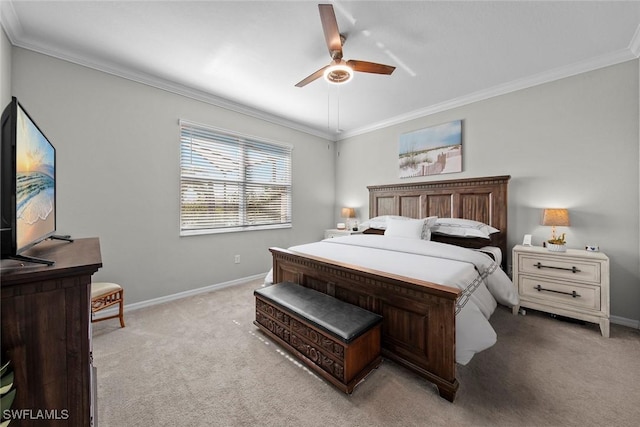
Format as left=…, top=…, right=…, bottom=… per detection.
left=534, top=284, right=581, bottom=298
left=533, top=262, right=581, bottom=273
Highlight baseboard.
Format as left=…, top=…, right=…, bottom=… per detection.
left=611, top=315, right=640, bottom=330
left=93, top=276, right=640, bottom=331
left=91, top=273, right=266, bottom=321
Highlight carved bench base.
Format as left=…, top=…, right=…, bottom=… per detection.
left=254, top=295, right=382, bottom=394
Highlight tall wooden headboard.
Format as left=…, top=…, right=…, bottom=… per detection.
left=367, top=175, right=510, bottom=266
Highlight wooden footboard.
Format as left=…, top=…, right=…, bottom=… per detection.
left=270, top=247, right=461, bottom=401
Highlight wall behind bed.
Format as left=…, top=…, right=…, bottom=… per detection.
left=335, top=59, right=640, bottom=327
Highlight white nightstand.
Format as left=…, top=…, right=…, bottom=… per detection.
left=324, top=229, right=363, bottom=239
left=512, top=245, right=610, bottom=337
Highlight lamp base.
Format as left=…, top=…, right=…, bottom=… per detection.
left=547, top=243, right=567, bottom=252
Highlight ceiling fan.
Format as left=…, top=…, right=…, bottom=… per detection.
left=295, top=4, right=396, bottom=87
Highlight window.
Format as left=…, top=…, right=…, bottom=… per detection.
left=179, top=120, right=292, bottom=235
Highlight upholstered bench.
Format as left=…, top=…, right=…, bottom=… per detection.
left=254, top=281, right=382, bottom=394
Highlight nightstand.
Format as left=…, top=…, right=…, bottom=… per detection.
left=512, top=245, right=610, bottom=337
left=324, top=229, right=363, bottom=239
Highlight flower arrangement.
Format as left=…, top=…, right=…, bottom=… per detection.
left=547, top=233, right=567, bottom=252
left=547, top=233, right=566, bottom=246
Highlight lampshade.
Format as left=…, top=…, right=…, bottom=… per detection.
left=542, top=209, right=570, bottom=227
left=341, top=207, right=356, bottom=218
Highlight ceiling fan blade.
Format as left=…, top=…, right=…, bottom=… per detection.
left=347, top=60, right=396, bottom=75
left=319, top=4, right=343, bottom=57
left=295, top=65, right=329, bottom=87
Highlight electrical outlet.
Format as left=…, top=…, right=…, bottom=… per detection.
left=234, top=255, right=240, bottom=264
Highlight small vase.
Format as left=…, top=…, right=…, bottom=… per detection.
left=547, top=243, right=567, bottom=252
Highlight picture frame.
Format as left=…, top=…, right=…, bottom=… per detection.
left=399, top=120, right=462, bottom=178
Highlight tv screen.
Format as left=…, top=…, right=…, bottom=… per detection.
left=1, top=97, right=56, bottom=260
left=15, top=101, right=56, bottom=251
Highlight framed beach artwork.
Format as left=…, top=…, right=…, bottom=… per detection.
left=398, top=120, right=462, bottom=178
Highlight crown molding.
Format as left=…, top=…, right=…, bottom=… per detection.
left=2, top=1, right=636, bottom=144
left=0, top=2, right=334, bottom=141
left=0, top=0, right=22, bottom=40
left=21, top=41, right=335, bottom=141
left=339, top=46, right=639, bottom=141
left=629, top=23, right=640, bottom=57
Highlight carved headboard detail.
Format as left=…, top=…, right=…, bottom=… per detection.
left=367, top=175, right=510, bottom=267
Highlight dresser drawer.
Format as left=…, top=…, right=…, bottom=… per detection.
left=518, top=254, right=601, bottom=284
left=519, top=275, right=600, bottom=311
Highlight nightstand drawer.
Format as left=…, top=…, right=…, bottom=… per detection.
left=519, top=276, right=600, bottom=311
left=518, top=254, right=601, bottom=284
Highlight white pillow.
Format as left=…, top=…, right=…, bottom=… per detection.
left=384, top=218, right=425, bottom=239
left=432, top=218, right=499, bottom=239
left=422, top=216, right=438, bottom=240
left=382, top=216, right=438, bottom=240
left=360, top=215, right=412, bottom=230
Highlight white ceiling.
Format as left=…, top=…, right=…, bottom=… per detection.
left=2, top=1, right=639, bottom=140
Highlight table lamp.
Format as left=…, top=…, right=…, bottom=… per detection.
left=542, top=208, right=570, bottom=251
left=341, top=207, right=356, bottom=231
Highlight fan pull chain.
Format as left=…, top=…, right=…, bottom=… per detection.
left=337, top=85, right=340, bottom=134
left=327, top=84, right=330, bottom=133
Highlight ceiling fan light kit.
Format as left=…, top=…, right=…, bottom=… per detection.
left=323, top=63, right=353, bottom=84
left=295, top=4, right=395, bottom=87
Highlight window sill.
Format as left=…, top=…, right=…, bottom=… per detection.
left=180, top=223, right=292, bottom=236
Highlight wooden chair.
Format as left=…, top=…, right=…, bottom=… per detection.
left=91, top=282, right=125, bottom=327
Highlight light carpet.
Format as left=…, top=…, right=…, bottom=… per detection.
left=92, top=278, right=640, bottom=427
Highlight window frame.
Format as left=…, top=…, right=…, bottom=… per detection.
left=179, top=120, right=293, bottom=236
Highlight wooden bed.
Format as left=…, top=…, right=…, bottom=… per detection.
left=269, top=175, right=510, bottom=401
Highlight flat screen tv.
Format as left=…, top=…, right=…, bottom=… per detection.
left=1, top=97, right=63, bottom=265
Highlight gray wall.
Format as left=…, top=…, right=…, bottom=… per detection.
left=1, top=27, right=10, bottom=107
left=6, top=41, right=639, bottom=325
left=10, top=48, right=336, bottom=305
left=335, top=60, right=640, bottom=324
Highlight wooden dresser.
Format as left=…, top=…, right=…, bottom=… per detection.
left=1, top=238, right=102, bottom=426
left=512, top=244, right=610, bottom=337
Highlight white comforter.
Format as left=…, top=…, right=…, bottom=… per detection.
left=265, top=235, right=519, bottom=365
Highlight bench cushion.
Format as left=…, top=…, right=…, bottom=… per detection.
left=91, top=282, right=122, bottom=299
left=254, top=282, right=382, bottom=343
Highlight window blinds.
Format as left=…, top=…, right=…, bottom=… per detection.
left=180, top=121, right=292, bottom=235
